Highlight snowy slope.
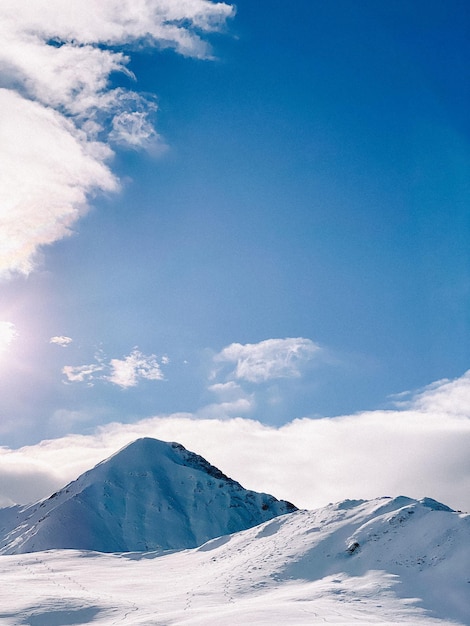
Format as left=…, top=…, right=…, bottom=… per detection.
left=0, top=438, right=296, bottom=554
left=0, top=495, right=468, bottom=625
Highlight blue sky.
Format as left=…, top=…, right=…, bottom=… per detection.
left=0, top=0, right=470, bottom=482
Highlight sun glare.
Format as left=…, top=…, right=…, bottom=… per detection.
left=0, top=321, right=17, bottom=354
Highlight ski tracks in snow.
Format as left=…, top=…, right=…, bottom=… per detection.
left=13, top=552, right=139, bottom=625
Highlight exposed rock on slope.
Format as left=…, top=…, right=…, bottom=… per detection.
left=0, top=437, right=297, bottom=554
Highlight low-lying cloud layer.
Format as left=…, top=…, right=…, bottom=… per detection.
left=0, top=0, right=234, bottom=277
left=1, top=370, right=469, bottom=512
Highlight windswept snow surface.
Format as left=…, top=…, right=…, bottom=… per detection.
left=0, top=496, right=468, bottom=625
left=0, top=438, right=296, bottom=554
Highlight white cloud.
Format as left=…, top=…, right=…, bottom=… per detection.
left=0, top=89, right=117, bottom=278
left=109, top=107, right=167, bottom=155
left=63, top=348, right=166, bottom=388
left=208, top=380, right=246, bottom=398
left=203, top=381, right=255, bottom=416
left=214, top=338, right=321, bottom=383
left=196, top=398, right=254, bottom=419
left=3, top=370, right=470, bottom=512
left=0, top=0, right=234, bottom=277
left=49, top=336, right=73, bottom=348
left=405, top=372, right=470, bottom=417
left=108, top=349, right=164, bottom=388
left=0, top=1, right=234, bottom=60
left=62, top=363, right=104, bottom=385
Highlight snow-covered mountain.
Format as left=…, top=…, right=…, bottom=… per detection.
left=0, top=494, right=468, bottom=625
left=0, top=438, right=468, bottom=624
left=0, top=437, right=296, bottom=554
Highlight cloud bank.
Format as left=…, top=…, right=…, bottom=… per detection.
left=0, top=0, right=234, bottom=277
left=2, top=370, right=469, bottom=512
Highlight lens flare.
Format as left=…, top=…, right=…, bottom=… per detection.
left=0, top=321, right=17, bottom=354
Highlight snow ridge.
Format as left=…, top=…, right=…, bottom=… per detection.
left=0, top=494, right=468, bottom=625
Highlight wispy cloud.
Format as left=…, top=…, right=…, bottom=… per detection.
left=196, top=398, right=254, bottom=419
left=108, top=349, right=164, bottom=388
left=208, top=381, right=246, bottom=398
left=63, top=348, right=166, bottom=388
left=49, top=336, right=73, bottom=348
left=214, top=338, right=321, bottom=383
left=62, top=363, right=104, bottom=385
left=0, top=0, right=234, bottom=277
left=201, top=381, right=255, bottom=418
left=4, top=370, right=470, bottom=512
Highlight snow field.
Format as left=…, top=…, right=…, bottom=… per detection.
left=0, top=496, right=468, bottom=625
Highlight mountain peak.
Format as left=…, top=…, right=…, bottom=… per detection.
left=0, top=438, right=297, bottom=555
left=107, top=437, right=233, bottom=483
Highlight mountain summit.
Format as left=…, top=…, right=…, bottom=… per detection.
left=0, top=438, right=297, bottom=554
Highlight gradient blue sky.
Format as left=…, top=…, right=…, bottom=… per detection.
left=1, top=0, right=470, bottom=450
